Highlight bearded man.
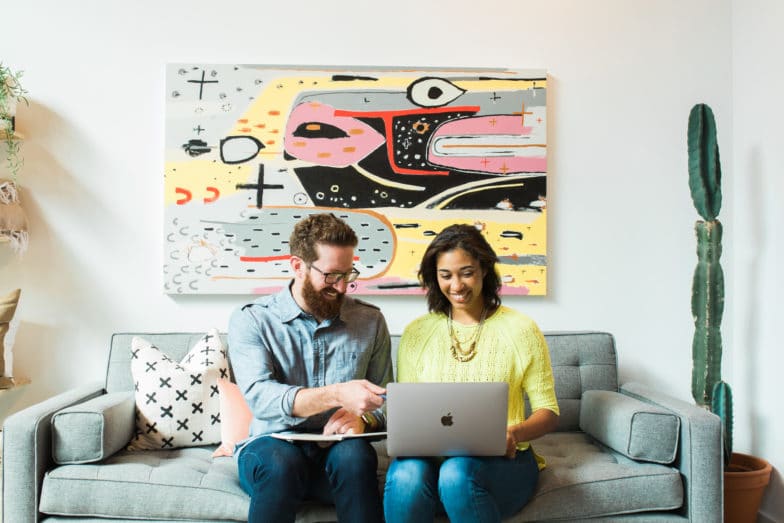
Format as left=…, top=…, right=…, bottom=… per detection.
left=228, top=213, right=392, bottom=523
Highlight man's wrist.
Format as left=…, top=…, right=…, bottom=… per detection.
left=361, top=412, right=378, bottom=430
left=329, top=383, right=343, bottom=408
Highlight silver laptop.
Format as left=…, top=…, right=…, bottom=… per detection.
left=385, top=382, right=508, bottom=457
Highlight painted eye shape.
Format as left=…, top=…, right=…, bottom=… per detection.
left=406, top=77, right=466, bottom=108
left=220, top=135, right=265, bottom=164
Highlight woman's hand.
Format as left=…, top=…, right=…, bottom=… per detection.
left=505, top=409, right=559, bottom=459
left=505, top=427, right=518, bottom=459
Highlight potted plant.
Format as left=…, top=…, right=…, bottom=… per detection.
left=0, top=61, right=28, bottom=183
left=687, top=103, right=772, bottom=523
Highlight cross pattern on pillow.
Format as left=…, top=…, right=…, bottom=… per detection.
left=128, top=329, right=228, bottom=451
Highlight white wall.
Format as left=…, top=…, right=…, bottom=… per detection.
left=732, top=0, right=784, bottom=519
left=0, top=0, right=778, bottom=518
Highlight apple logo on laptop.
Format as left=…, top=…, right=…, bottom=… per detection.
left=440, top=412, right=453, bottom=426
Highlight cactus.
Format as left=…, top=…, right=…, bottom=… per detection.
left=688, top=103, right=732, bottom=469
left=688, top=103, right=724, bottom=408
left=687, top=104, right=722, bottom=221
left=690, top=220, right=724, bottom=406
left=712, top=380, right=733, bottom=465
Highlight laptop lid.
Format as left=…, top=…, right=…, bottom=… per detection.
left=385, top=382, right=509, bottom=457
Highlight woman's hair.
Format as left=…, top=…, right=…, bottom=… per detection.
left=418, top=223, right=501, bottom=315
left=289, top=213, right=358, bottom=264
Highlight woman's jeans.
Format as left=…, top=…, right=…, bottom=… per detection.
left=237, top=436, right=383, bottom=523
left=384, top=449, right=539, bottom=523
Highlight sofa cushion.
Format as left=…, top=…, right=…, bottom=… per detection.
left=517, top=432, right=683, bottom=521
left=128, top=330, right=228, bottom=451
left=579, top=390, right=681, bottom=464
left=212, top=378, right=252, bottom=458
left=51, top=392, right=136, bottom=464
left=40, top=447, right=249, bottom=521
left=534, top=332, right=619, bottom=431
left=39, top=447, right=358, bottom=523
left=39, top=434, right=682, bottom=522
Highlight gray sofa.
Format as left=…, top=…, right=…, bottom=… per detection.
left=3, top=331, right=722, bottom=522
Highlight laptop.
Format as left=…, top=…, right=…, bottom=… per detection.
left=385, top=382, right=509, bottom=457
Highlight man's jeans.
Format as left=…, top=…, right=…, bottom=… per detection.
left=384, top=449, right=539, bottom=523
left=237, top=436, right=383, bottom=523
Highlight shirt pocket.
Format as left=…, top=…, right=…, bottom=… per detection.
left=326, top=350, right=366, bottom=383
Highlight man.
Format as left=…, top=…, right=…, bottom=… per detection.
left=228, top=213, right=392, bottom=523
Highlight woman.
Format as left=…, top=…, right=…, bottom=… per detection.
left=384, top=224, right=560, bottom=523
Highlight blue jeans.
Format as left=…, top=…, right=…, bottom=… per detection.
left=384, top=449, right=539, bottom=523
left=237, top=436, right=383, bottom=523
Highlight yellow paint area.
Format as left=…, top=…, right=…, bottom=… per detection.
left=385, top=209, right=547, bottom=295
left=164, top=160, right=248, bottom=206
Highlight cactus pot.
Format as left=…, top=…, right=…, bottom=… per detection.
left=724, top=452, right=772, bottom=523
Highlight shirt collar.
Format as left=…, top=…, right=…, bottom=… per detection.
left=277, top=282, right=306, bottom=323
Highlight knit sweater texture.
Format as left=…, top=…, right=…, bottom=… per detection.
left=397, top=305, right=560, bottom=457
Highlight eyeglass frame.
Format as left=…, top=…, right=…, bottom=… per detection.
left=308, top=263, right=360, bottom=285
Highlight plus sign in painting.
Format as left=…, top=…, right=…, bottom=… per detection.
left=164, top=64, right=547, bottom=295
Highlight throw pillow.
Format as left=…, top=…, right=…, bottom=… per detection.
left=128, top=329, right=228, bottom=450
left=211, top=378, right=253, bottom=457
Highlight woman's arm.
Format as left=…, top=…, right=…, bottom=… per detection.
left=505, top=408, right=559, bottom=458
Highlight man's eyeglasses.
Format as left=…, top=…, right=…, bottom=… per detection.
left=308, top=264, right=360, bottom=285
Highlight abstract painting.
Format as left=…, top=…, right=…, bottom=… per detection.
left=165, top=64, right=547, bottom=295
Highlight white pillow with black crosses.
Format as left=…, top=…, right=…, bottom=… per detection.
left=128, top=330, right=229, bottom=451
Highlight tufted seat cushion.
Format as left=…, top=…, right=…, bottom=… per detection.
left=39, top=435, right=682, bottom=522
left=518, top=433, right=683, bottom=521
left=40, top=444, right=388, bottom=522
left=40, top=447, right=250, bottom=521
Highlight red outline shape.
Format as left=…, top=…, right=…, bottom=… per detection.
left=334, top=106, right=480, bottom=176
left=175, top=187, right=192, bottom=205
left=204, top=187, right=220, bottom=203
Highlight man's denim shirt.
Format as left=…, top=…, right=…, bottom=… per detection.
left=228, top=284, right=393, bottom=451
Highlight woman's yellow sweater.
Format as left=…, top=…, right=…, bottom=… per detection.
left=397, top=306, right=560, bottom=462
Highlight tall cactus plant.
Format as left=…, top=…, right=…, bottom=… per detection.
left=687, top=103, right=733, bottom=462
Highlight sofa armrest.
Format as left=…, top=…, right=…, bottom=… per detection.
left=620, top=382, right=722, bottom=523
left=52, top=390, right=135, bottom=464
left=580, top=390, right=681, bottom=464
left=2, top=382, right=105, bottom=523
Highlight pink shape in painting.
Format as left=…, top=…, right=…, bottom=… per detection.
left=428, top=115, right=546, bottom=174
left=284, top=102, right=385, bottom=168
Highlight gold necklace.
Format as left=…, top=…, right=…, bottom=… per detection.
left=448, top=307, right=487, bottom=362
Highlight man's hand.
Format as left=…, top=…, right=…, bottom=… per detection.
left=323, top=407, right=365, bottom=435
left=335, top=379, right=386, bottom=416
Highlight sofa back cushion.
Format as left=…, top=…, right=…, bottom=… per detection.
left=106, top=331, right=617, bottom=431
left=537, top=331, right=618, bottom=430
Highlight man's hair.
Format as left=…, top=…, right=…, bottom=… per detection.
left=418, top=223, right=502, bottom=315
left=289, top=213, right=358, bottom=264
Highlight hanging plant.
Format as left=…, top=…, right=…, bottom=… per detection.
left=0, top=62, right=29, bottom=183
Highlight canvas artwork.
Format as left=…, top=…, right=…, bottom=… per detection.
left=164, top=64, right=547, bottom=295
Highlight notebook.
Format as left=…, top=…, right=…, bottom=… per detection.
left=385, top=382, right=509, bottom=457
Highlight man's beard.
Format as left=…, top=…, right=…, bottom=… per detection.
left=302, top=275, right=345, bottom=320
